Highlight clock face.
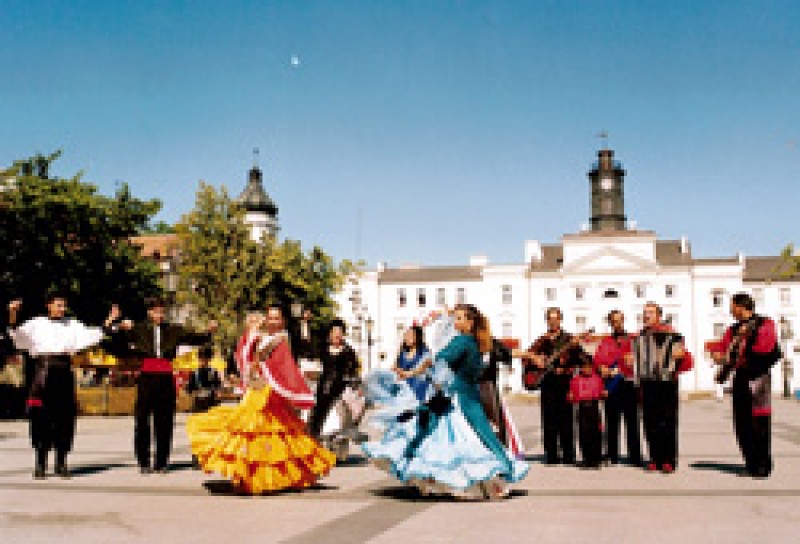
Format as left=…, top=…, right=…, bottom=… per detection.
left=600, top=177, right=615, bottom=191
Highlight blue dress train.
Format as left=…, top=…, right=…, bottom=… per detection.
left=362, top=334, right=529, bottom=497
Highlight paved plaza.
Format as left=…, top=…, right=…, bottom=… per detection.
left=1, top=398, right=800, bottom=543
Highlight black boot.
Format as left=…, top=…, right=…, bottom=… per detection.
left=33, top=449, right=47, bottom=479
left=55, top=451, right=71, bottom=479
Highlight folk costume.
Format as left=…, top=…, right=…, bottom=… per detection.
left=307, top=341, right=359, bottom=439
left=187, top=330, right=334, bottom=494
left=634, top=323, right=693, bottom=472
left=593, top=332, right=642, bottom=465
left=568, top=371, right=605, bottom=468
left=527, top=331, right=591, bottom=465
left=11, top=316, right=104, bottom=476
left=114, top=321, right=210, bottom=472
left=362, top=319, right=529, bottom=499
left=714, top=315, right=780, bottom=477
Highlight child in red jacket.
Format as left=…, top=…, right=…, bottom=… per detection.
left=568, top=360, right=607, bottom=469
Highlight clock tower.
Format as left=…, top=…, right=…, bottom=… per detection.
left=588, top=147, right=627, bottom=231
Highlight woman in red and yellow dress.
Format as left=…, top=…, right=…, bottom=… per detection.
left=187, top=306, right=335, bottom=493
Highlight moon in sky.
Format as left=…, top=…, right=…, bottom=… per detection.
left=290, top=55, right=301, bottom=66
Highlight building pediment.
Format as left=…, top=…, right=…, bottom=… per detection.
left=563, top=246, right=657, bottom=273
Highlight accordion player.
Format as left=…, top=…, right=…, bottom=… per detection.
left=632, top=330, right=685, bottom=383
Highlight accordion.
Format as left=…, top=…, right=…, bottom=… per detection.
left=633, top=331, right=684, bottom=382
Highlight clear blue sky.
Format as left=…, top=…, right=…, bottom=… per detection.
left=2, top=0, right=798, bottom=266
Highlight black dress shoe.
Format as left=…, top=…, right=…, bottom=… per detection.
left=55, top=464, right=71, bottom=479
left=33, top=467, right=46, bottom=479
left=155, top=467, right=169, bottom=474
left=140, top=467, right=153, bottom=475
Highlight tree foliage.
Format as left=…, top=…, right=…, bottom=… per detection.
left=0, top=152, right=164, bottom=323
left=174, top=182, right=359, bottom=349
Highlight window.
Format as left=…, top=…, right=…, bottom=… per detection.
left=780, top=317, right=794, bottom=340
left=780, top=288, right=791, bottom=306
left=634, top=283, right=647, bottom=299
left=545, top=287, right=557, bottom=302
left=436, top=288, right=446, bottom=306
left=456, top=287, right=466, bottom=304
left=665, top=285, right=676, bottom=298
left=396, top=323, right=405, bottom=343
left=575, top=286, right=585, bottom=301
left=397, top=288, right=406, bottom=308
left=665, top=313, right=678, bottom=328
left=417, top=288, right=426, bottom=308
left=576, top=316, right=587, bottom=333
left=352, top=325, right=362, bottom=344
left=603, top=288, right=619, bottom=299
left=636, top=313, right=644, bottom=329
left=712, top=289, right=724, bottom=308
left=502, top=322, right=513, bottom=338
left=501, top=285, right=512, bottom=305
left=752, top=288, right=764, bottom=308
left=713, top=323, right=726, bottom=338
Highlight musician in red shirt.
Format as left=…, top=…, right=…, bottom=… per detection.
left=637, top=302, right=693, bottom=474
left=710, top=292, right=780, bottom=478
left=568, top=359, right=606, bottom=469
left=593, top=310, right=641, bottom=467
left=522, top=307, right=591, bottom=465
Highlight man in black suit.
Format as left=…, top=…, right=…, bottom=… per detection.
left=110, top=298, right=216, bottom=474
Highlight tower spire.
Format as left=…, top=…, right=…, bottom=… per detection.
left=253, top=147, right=260, bottom=169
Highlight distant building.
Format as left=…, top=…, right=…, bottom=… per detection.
left=236, top=150, right=279, bottom=241
left=336, top=147, right=799, bottom=394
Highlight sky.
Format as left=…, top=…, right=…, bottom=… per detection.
left=1, top=0, right=798, bottom=267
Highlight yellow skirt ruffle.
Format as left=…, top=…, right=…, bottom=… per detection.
left=187, top=387, right=335, bottom=494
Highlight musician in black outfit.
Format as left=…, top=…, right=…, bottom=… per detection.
left=637, top=302, right=692, bottom=474
left=711, top=293, right=780, bottom=478
left=108, top=298, right=216, bottom=474
left=307, top=319, right=359, bottom=439
left=522, top=307, right=591, bottom=465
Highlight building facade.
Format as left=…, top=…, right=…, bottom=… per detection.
left=335, top=148, right=799, bottom=394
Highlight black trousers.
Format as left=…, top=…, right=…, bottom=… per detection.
left=308, top=383, right=344, bottom=439
left=604, top=380, right=642, bottom=464
left=29, top=364, right=77, bottom=461
left=135, top=372, right=176, bottom=469
left=540, top=373, right=575, bottom=464
left=641, top=379, right=679, bottom=468
left=732, top=373, right=772, bottom=476
left=479, top=380, right=507, bottom=446
left=577, top=401, right=602, bottom=466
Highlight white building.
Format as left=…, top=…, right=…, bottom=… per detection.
left=336, top=148, right=799, bottom=395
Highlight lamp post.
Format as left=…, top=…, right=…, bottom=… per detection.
left=780, top=318, right=794, bottom=398
left=365, top=317, right=374, bottom=373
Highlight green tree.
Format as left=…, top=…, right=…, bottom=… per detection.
left=0, top=152, right=164, bottom=323
left=174, top=182, right=359, bottom=350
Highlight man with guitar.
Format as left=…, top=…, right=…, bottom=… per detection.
left=593, top=310, right=642, bottom=467
left=518, top=307, right=592, bottom=466
left=709, top=292, right=780, bottom=478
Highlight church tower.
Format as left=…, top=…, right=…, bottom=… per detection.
left=588, top=147, right=627, bottom=231
left=237, top=149, right=279, bottom=241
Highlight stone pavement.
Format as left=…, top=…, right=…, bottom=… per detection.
left=1, top=398, right=800, bottom=544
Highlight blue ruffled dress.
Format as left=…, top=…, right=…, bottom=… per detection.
left=396, top=347, right=432, bottom=402
left=362, top=334, right=529, bottom=497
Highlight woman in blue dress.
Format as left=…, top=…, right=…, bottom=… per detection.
left=362, top=304, right=529, bottom=500
left=392, top=325, right=432, bottom=402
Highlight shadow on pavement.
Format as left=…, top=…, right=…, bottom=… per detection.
left=202, top=480, right=339, bottom=496
left=70, top=463, right=129, bottom=477
left=166, top=461, right=195, bottom=472
left=370, top=485, right=529, bottom=502
left=689, top=461, right=744, bottom=475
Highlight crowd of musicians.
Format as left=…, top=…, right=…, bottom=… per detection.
left=0, top=288, right=782, bottom=494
